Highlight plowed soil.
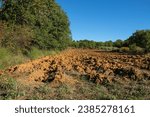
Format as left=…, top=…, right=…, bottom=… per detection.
left=1, top=49, right=150, bottom=99
left=3, top=49, right=150, bottom=83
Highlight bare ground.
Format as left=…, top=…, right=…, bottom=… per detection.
left=0, top=49, right=150, bottom=99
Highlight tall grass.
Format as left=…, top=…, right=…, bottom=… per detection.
left=27, top=47, right=59, bottom=60
left=0, top=48, right=28, bottom=69
left=0, top=47, right=59, bottom=69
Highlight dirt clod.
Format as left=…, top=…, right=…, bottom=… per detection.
left=1, top=49, right=150, bottom=86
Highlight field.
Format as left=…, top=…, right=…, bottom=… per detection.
left=0, top=49, right=150, bottom=100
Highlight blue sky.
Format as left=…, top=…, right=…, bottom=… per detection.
left=56, top=0, right=150, bottom=42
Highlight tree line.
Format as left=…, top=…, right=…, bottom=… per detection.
left=72, top=30, right=150, bottom=54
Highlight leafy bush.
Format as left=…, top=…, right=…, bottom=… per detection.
left=120, top=47, right=130, bottom=53
left=113, top=39, right=123, bottom=48
left=0, top=75, right=25, bottom=99
left=104, top=40, right=113, bottom=47
left=126, top=30, right=150, bottom=52
left=129, top=44, right=145, bottom=54
left=100, top=46, right=112, bottom=51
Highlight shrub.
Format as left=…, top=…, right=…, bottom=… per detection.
left=134, top=47, right=145, bottom=54
left=120, top=47, right=130, bottom=53
left=129, top=44, right=145, bottom=54
left=0, top=75, right=25, bottom=99
left=100, top=46, right=113, bottom=51
left=113, top=39, right=123, bottom=48
left=126, top=30, right=150, bottom=52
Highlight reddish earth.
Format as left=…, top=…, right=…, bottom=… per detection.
left=0, top=70, right=3, bottom=75
left=1, top=49, right=150, bottom=86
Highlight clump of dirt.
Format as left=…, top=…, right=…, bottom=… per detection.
left=2, top=49, right=150, bottom=86
left=0, top=70, right=3, bottom=75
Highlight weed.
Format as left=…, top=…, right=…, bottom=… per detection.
left=93, top=85, right=116, bottom=100
left=28, top=84, right=52, bottom=100
left=101, top=79, right=150, bottom=100
left=0, top=75, right=25, bottom=100
left=36, top=84, right=51, bottom=95
left=55, top=84, right=73, bottom=99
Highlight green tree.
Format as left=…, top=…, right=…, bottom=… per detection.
left=95, top=42, right=104, bottom=48
left=129, top=43, right=144, bottom=54
left=114, top=39, right=123, bottom=48
left=104, top=40, right=113, bottom=47
left=126, top=30, right=150, bottom=52
left=0, top=0, right=71, bottom=50
left=77, top=40, right=97, bottom=49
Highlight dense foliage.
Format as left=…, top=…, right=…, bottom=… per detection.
left=113, top=39, right=123, bottom=48
left=72, top=30, right=150, bottom=53
left=0, top=0, right=71, bottom=51
left=125, top=30, right=150, bottom=52
left=72, top=40, right=114, bottom=49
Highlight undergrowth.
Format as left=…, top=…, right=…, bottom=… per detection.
left=0, top=74, right=150, bottom=100
left=27, top=47, right=59, bottom=60
left=0, top=75, right=25, bottom=100
left=0, top=47, right=59, bottom=69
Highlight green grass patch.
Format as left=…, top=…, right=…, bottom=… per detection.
left=101, top=79, right=150, bottom=100
left=27, top=47, right=59, bottom=60
left=0, top=48, right=28, bottom=69
left=0, top=47, right=59, bottom=69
